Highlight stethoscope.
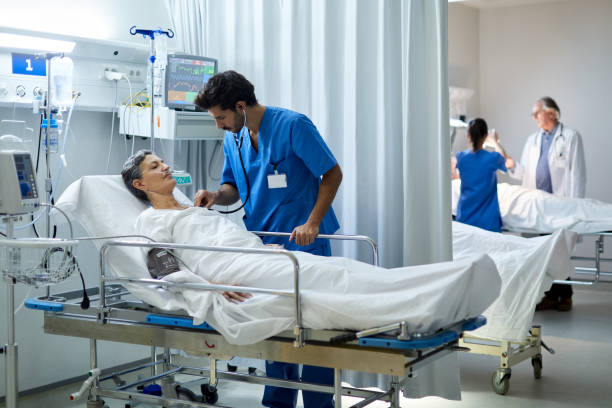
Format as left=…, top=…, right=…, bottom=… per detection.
left=217, top=109, right=251, bottom=215
left=537, top=123, right=566, bottom=160
left=549, top=123, right=566, bottom=159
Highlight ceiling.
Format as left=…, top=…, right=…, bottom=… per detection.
left=451, top=0, right=567, bottom=8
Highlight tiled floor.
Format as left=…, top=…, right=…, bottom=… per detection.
left=4, top=284, right=612, bottom=408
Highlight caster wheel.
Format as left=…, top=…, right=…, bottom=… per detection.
left=201, top=383, right=219, bottom=404
left=175, top=384, right=199, bottom=401
left=532, top=355, right=543, bottom=379
left=491, top=369, right=511, bottom=395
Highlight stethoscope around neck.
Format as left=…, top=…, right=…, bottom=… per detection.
left=542, top=123, right=566, bottom=159
left=217, top=110, right=251, bottom=215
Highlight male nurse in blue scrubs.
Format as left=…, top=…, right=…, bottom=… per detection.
left=193, top=70, right=342, bottom=408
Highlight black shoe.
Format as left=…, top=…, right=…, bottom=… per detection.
left=557, top=297, right=572, bottom=312
left=535, top=295, right=559, bottom=311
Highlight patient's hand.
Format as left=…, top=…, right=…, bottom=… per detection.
left=216, top=283, right=252, bottom=304
left=265, top=243, right=284, bottom=248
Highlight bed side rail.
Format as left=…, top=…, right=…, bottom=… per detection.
left=99, top=240, right=309, bottom=347
left=252, top=231, right=379, bottom=266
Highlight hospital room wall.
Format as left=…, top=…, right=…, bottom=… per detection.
left=477, top=0, right=612, bottom=203
left=448, top=4, right=480, bottom=154
left=0, top=0, right=177, bottom=396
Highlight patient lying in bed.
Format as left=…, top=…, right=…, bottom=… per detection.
left=119, top=150, right=501, bottom=345
left=452, top=179, right=612, bottom=233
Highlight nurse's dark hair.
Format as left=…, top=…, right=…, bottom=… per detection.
left=467, top=118, right=488, bottom=152
left=537, top=96, right=560, bottom=120
left=121, top=149, right=152, bottom=203
left=194, top=70, right=258, bottom=111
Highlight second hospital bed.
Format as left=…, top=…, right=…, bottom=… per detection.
left=452, top=178, right=612, bottom=286
left=31, top=175, right=504, bottom=407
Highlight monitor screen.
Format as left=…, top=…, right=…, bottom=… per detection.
left=13, top=153, right=37, bottom=200
left=165, top=54, right=218, bottom=111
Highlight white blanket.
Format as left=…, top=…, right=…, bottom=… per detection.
left=136, top=207, right=500, bottom=344
left=452, top=179, right=612, bottom=233
left=452, top=221, right=575, bottom=341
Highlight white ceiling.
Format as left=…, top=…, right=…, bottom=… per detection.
left=451, top=0, right=568, bottom=8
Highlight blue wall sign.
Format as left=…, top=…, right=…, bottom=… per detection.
left=12, top=53, right=46, bottom=76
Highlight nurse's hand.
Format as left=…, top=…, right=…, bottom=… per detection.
left=194, top=189, right=216, bottom=208
left=289, top=222, right=319, bottom=247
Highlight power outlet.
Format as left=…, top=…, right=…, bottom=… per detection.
left=127, top=68, right=143, bottom=81
left=102, top=65, right=119, bottom=80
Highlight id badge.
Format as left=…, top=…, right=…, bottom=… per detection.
left=268, top=171, right=287, bottom=189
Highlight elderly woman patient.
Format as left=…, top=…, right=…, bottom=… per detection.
left=120, top=149, right=500, bottom=344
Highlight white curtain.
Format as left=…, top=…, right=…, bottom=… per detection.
left=189, top=0, right=451, bottom=268
left=165, top=0, right=457, bottom=399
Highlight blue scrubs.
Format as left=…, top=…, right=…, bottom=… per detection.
left=220, top=106, right=338, bottom=408
left=456, top=149, right=507, bottom=232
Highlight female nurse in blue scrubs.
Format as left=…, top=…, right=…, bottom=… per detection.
left=452, top=118, right=514, bottom=232
left=193, top=71, right=342, bottom=408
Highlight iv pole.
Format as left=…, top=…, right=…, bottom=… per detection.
left=129, top=26, right=174, bottom=153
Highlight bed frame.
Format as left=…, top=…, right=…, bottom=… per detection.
left=25, top=233, right=485, bottom=407
left=460, top=231, right=611, bottom=395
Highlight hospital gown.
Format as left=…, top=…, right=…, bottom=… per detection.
left=135, top=206, right=501, bottom=345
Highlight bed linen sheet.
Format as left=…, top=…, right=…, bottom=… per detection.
left=452, top=179, right=612, bottom=233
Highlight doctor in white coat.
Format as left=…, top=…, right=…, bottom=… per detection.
left=508, top=97, right=586, bottom=198
left=508, top=96, right=586, bottom=311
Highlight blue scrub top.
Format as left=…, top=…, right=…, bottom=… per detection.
left=221, top=106, right=340, bottom=252
left=456, top=149, right=506, bottom=233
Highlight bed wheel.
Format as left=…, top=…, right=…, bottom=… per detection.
left=532, top=354, right=543, bottom=379
left=201, top=383, right=219, bottom=404
left=491, top=368, right=511, bottom=395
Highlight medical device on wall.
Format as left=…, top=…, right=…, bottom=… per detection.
left=165, top=54, right=217, bottom=111
left=0, top=150, right=39, bottom=215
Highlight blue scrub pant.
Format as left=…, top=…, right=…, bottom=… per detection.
left=262, top=241, right=334, bottom=408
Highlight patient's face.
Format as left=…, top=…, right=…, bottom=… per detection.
left=136, top=154, right=176, bottom=194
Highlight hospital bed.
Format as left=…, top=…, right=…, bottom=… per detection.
left=28, top=175, right=497, bottom=407
left=452, top=179, right=612, bottom=286
left=452, top=179, right=611, bottom=394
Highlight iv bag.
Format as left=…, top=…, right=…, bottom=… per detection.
left=50, top=57, right=74, bottom=109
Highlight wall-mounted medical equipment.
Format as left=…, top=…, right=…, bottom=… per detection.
left=165, top=54, right=217, bottom=111
left=118, top=106, right=223, bottom=140
left=0, top=27, right=149, bottom=112
left=0, top=150, right=39, bottom=215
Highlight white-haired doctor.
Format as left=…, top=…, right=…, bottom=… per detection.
left=506, top=96, right=586, bottom=312
left=507, top=96, right=586, bottom=198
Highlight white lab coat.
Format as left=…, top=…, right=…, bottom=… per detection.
left=509, top=122, right=586, bottom=198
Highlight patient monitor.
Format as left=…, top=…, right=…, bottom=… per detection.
left=0, top=151, right=39, bottom=214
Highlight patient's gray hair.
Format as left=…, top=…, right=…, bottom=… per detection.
left=121, top=149, right=152, bottom=202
